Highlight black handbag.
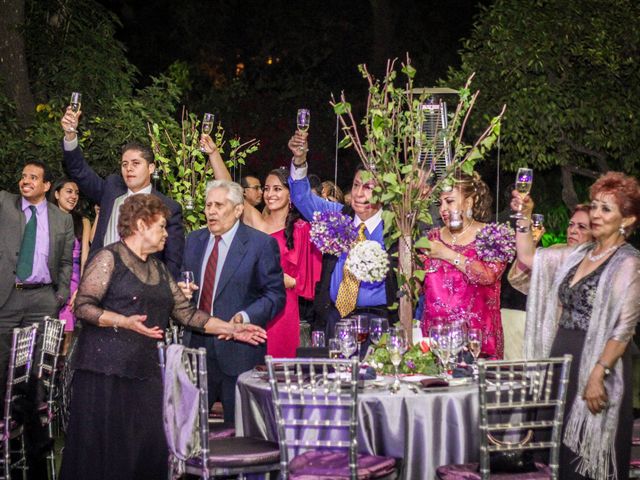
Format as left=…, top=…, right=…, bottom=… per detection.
left=487, top=430, right=536, bottom=473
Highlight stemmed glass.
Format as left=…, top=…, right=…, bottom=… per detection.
left=296, top=109, right=310, bottom=153
left=200, top=113, right=214, bottom=152
left=429, top=324, right=451, bottom=377
left=387, top=326, right=408, bottom=393
left=335, top=321, right=357, bottom=360
left=449, top=209, right=463, bottom=232
left=467, top=328, right=482, bottom=378
left=511, top=168, right=533, bottom=219
left=65, top=92, right=82, bottom=133
left=531, top=213, right=544, bottom=242
left=352, top=315, right=370, bottom=358
left=447, top=322, right=466, bottom=373
left=369, top=317, right=388, bottom=346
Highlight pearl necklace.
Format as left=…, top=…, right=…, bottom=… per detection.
left=446, top=220, right=474, bottom=245
left=588, top=244, right=622, bottom=262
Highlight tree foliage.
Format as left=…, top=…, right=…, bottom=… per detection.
left=0, top=0, right=187, bottom=191
left=445, top=0, right=640, bottom=187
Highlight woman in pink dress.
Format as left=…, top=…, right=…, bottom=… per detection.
left=50, top=178, right=91, bottom=352
left=421, top=171, right=512, bottom=358
left=202, top=136, right=321, bottom=357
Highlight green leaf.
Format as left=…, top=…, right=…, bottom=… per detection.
left=414, top=236, right=431, bottom=249
left=402, top=64, right=417, bottom=79
left=333, top=102, right=352, bottom=115
left=338, top=135, right=353, bottom=149
left=413, top=269, right=426, bottom=282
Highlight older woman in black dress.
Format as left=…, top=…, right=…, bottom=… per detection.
left=514, top=172, right=640, bottom=479
left=60, top=194, right=266, bottom=480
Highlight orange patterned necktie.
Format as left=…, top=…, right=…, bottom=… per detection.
left=335, top=223, right=367, bottom=318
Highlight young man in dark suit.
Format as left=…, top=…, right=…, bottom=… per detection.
left=60, top=108, right=184, bottom=278
left=181, top=180, right=285, bottom=423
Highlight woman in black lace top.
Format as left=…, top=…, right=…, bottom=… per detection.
left=514, top=172, right=640, bottom=479
left=60, top=194, right=266, bottom=480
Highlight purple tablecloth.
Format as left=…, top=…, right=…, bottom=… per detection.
left=235, top=372, right=480, bottom=479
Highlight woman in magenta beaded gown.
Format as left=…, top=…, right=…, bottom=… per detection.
left=421, top=172, right=512, bottom=359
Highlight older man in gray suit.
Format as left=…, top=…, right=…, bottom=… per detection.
left=0, top=160, right=74, bottom=394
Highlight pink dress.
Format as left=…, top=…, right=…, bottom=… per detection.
left=420, top=228, right=507, bottom=358
left=267, top=220, right=322, bottom=358
left=59, top=237, right=81, bottom=332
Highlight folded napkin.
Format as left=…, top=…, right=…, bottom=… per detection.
left=359, top=366, right=376, bottom=381
left=452, top=365, right=473, bottom=378
left=420, top=378, right=449, bottom=388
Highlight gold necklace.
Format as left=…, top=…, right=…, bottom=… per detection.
left=446, top=220, right=474, bottom=245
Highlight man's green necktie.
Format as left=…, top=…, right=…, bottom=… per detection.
left=16, top=206, right=37, bottom=281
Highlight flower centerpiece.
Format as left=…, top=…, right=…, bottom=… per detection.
left=366, top=335, right=438, bottom=375
left=310, top=211, right=358, bottom=256
left=345, top=240, right=390, bottom=283
left=475, top=222, right=516, bottom=263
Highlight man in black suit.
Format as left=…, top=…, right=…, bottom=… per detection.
left=60, top=108, right=184, bottom=278
left=181, top=180, right=285, bottom=423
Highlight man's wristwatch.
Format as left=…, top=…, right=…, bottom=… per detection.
left=596, top=360, right=611, bottom=377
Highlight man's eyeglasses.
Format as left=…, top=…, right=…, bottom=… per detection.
left=244, top=186, right=262, bottom=191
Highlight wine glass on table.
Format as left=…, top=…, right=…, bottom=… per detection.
left=447, top=322, right=466, bottom=373
left=335, top=321, right=357, bottom=380
left=387, top=326, right=408, bottom=393
left=369, top=317, right=389, bottom=346
left=328, top=338, right=342, bottom=359
left=352, top=315, right=370, bottom=358
left=429, top=323, right=451, bottom=378
left=65, top=92, right=82, bottom=133
left=200, top=113, right=214, bottom=152
left=511, top=168, right=533, bottom=219
left=296, top=108, right=310, bottom=152
left=467, top=328, right=483, bottom=379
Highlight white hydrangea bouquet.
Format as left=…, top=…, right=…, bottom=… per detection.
left=345, top=240, right=390, bottom=283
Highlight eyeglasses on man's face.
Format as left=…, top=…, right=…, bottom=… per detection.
left=244, top=185, right=262, bottom=191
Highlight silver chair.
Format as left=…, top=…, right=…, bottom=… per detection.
left=436, top=355, right=572, bottom=480
left=0, top=325, right=38, bottom=480
left=157, top=343, right=280, bottom=479
left=266, top=355, right=398, bottom=480
left=36, top=317, right=65, bottom=480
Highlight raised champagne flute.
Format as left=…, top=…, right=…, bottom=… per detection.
left=511, top=168, right=533, bottom=219
left=200, top=113, right=214, bottom=152
left=387, top=326, right=407, bottom=393
left=531, top=213, right=544, bottom=242
left=296, top=108, right=310, bottom=152
left=66, top=92, right=82, bottom=133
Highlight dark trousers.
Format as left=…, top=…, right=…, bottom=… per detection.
left=188, top=332, right=237, bottom=425
left=0, top=286, right=59, bottom=478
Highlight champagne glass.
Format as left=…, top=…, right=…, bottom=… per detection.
left=181, top=271, right=194, bottom=288
left=531, top=213, right=544, bottom=242
left=449, top=209, right=463, bottom=232
left=511, top=168, right=533, bottom=219
left=184, top=195, right=194, bottom=211
left=66, top=92, right=82, bottom=133
left=296, top=108, right=310, bottom=133
left=387, top=326, right=408, bottom=393
left=429, top=324, right=451, bottom=377
left=447, top=322, right=466, bottom=372
left=369, top=317, right=388, bottom=346
left=296, top=108, right=310, bottom=153
left=200, top=113, right=214, bottom=152
left=352, top=315, right=370, bottom=358
left=467, top=328, right=482, bottom=378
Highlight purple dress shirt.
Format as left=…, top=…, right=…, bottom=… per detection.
left=18, top=198, right=51, bottom=284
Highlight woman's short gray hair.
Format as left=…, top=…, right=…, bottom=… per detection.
left=206, top=180, right=244, bottom=206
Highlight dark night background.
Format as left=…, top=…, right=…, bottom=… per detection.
left=94, top=0, right=485, bottom=187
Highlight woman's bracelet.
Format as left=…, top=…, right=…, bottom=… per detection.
left=113, top=316, right=120, bottom=332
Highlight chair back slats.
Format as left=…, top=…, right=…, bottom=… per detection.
left=476, top=355, right=572, bottom=480
left=37, top=317, right=66, bottom=392
left=4, top=325, right=38, bottom=412
left=266, top=356, right=359, bottom=480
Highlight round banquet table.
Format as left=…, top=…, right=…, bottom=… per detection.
left=235, top=371, right=480, bottom=479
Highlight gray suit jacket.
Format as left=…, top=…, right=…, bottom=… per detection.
left=0, top=191, right=75, bottom=308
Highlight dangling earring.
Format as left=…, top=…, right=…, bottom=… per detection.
left=619, top=224, right=626, bottom=237
left=466, top=208, right=473, bottom=220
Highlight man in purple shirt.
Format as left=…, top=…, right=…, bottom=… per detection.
left=0, top=160, right=74, bottom=473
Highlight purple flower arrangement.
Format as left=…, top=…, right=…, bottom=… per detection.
left=475, top=222, right=516, bottom=263
left=310, top=211, right=358, bottom=256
